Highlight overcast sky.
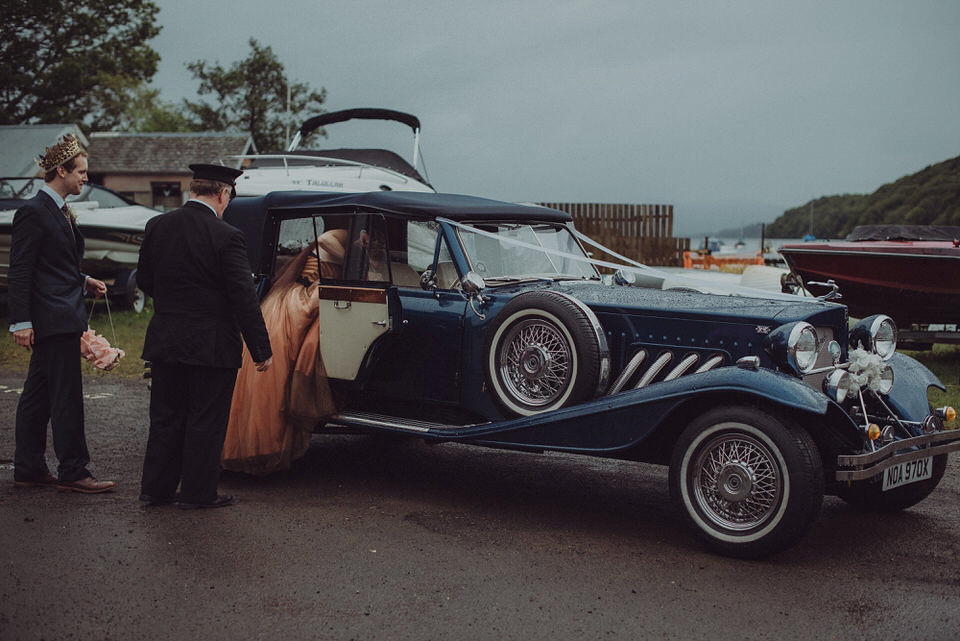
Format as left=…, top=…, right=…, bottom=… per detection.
left=149, top=0, right=960, bottom=235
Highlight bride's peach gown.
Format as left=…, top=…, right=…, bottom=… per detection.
left=222, top=231, right=345, bottom=475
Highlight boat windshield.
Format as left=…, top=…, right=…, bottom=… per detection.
left=455, top=222, right=599, bottom=282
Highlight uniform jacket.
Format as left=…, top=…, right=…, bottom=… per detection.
left=138, top=201, right=271, bottom=368
left=7, top=191, right=88, bottom=338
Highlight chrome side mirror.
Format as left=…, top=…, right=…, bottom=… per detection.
left=419, top=268, right=436, bottom=290
left=461, top=271, right=489, bottom=320
left=461, top=271, right=486, bottom=296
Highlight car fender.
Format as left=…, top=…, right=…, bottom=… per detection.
left=884, top=352, right=944, bottom=421
left=455, top=365, right=830, bottom=454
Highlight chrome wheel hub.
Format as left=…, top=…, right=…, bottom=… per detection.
left=692, top=432, right=782, bottom=531
left=500, top=319, right=571, bottom=406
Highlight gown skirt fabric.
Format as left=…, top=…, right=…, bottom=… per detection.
left=222, top=254, right=338, bottom=475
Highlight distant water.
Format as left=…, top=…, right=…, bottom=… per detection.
left=698, top=237, right=807, bottom=255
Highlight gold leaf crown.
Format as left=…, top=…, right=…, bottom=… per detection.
left=36, top=133, right=83, bottom=172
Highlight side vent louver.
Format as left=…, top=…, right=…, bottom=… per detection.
left=606, top=349, right=726, bottom=395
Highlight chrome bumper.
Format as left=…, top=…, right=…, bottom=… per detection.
left=836, top=430, right=960, bottom=482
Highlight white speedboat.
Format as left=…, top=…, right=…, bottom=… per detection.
left=232, top=108, right=435, bottom=196
left=0, top=177, right=161, bottom=311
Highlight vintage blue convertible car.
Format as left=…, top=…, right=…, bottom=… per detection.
left=225, top=190, right=958, bottom=558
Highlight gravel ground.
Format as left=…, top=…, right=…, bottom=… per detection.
left=1, top=370, right=958, bottom=641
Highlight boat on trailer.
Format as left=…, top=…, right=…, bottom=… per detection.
left=232, top=108, right=435, bottom=197
left=779, top=225, right=960, bottom=327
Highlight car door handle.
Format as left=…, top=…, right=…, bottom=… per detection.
left=372, top=320, right=387, bottom=326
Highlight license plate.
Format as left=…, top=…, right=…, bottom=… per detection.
left=882, top=457, right=932, bottom=491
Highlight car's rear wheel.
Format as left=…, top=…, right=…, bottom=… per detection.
left=835, top=454, right=947, bottom=512
left=669, top=406, right=824, bottom=559
left=484, top=291, right=608, bottom=417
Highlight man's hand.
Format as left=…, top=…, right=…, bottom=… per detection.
left=12, top=328, right=34, bottom=351
left=255, top=357, right=273, bottom=372
left=85, top=277, right=108, bottom=298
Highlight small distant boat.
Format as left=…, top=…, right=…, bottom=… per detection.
left=779, top=225, right=960, bottom=324
left=232, top=108, right=435, bottom=196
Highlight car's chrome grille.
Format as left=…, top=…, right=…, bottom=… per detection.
left=606, top=348, right=726, bottom=394
left=814, top=326, right=836, bottom=369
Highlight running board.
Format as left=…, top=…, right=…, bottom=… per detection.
left=327, top=411, right=482, bottom=434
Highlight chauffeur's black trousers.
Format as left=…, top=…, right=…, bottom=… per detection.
left=140, top=361, right=238, bottom=504
left=14, top=332, right=90, bottom=482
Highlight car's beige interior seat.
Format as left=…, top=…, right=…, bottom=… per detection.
left=390, top=262, right=421, bottom=288
left=435, top=261, right=460, bottom=289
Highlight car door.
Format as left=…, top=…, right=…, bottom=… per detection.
left=359, top=220, right=468, bottom=404
left=316, top=213, right=394, bottom=381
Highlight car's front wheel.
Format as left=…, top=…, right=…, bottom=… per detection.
left=669, top=406, right=824, bottom=559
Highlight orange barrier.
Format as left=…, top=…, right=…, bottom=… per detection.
left=683, top=250, right=764, bottom=271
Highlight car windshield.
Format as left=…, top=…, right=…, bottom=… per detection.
left=455, top=222, right=599, bottom=282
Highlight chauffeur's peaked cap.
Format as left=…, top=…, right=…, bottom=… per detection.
left=189, top=163, right=243, bottom=186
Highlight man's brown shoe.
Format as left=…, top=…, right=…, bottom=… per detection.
left=58, top=476, right=117, bottom=494
left=13, top=473, right=59, bottom=488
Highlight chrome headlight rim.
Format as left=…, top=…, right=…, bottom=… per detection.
left=876, top=363, right=894, bottom=395
left=824, top=369, right=854, bottom=403
left=851, top=314, right=898, bottom=361
left=788, top=322, right=820, bottom=374
left=870, top=315, right=897, bottom=361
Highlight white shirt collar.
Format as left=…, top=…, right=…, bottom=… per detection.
left=188, top=198, right=218, bottom=216
left=40, top=184, right=65, bottom=209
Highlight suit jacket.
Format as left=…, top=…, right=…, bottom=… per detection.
left=138, top=201, right=271, bottom=368
left=7, top=191, right=88, bottom=339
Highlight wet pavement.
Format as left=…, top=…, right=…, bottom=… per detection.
left=1, top=371, right=958, bottom=641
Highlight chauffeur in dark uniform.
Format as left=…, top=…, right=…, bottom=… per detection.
left=138, top=164, right=272, bottom=509
left=8, top=134, right=115, bottom=494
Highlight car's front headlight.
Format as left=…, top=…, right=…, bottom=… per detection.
left=850, top=314, right=897, bottom=361
left=766, top=321, right=820, bottom=375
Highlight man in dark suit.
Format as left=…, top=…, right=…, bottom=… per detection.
left=138, top=164, right=272, bottom=509
left=8, top=134, right=116, bottom=493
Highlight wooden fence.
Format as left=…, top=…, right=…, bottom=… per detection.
left=538, top=202, right=690, bottom=267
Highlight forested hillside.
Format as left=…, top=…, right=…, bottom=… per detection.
left=765, top=155, right=960, bottom=239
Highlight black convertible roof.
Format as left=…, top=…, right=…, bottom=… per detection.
left=224, top=191, right=573, bottom=270
left=227, top=190, right=571, bottom=224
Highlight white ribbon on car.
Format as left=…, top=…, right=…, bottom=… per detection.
left=436, top=217, right=804, bottom=302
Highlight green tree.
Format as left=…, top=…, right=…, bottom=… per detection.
left=765, top=156, right=960, bottom=238
left=0, top=0, right=161, bottom=129
left=114, top=85, right=199, bottom=132
left=184, top=39, right=327, bottom=151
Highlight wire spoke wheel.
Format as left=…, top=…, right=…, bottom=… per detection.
left=692, top=432, right=782, bottom=531
left=499, top=318, right=572, bottom=407
left=670, top=407, right=823, bottom=559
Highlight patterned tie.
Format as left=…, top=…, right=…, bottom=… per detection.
left=62, top=203, right=75, bottom=236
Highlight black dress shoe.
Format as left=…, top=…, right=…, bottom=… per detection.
left=139, top=493, right=179, bottom=505
left=178, top=494, right=233, bottom=510
left=13, top=472, right=59, bottom=488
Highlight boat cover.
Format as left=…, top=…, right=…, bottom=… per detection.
left=247, top=148, right=428, bottom=184
left=846, top=225, right=960, bottom=242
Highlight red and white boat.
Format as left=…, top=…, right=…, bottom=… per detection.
left=779, top=225, right=960, bottom=324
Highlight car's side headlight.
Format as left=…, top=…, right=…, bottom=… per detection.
left=850, top=314, right=897, bottom=361
left=766, top=321, right=820, bottom=375
left=823, top=369, right=854, bottom=403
